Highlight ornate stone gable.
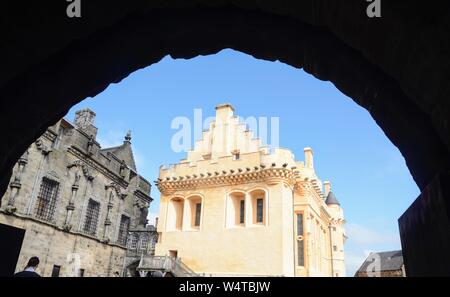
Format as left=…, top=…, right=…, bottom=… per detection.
left=68, top=147, right=128, bottom=189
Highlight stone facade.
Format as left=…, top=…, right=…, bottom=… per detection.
left=123, top=224, right=158, bottom=277
left=0, top=109, right=152, bottom=277
left=354, top=250, right=405, bottom=277
left=155, top=104, right=346, bottom=277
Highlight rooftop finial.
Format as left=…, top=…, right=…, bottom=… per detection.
left=125, top=130, right=132, bottom=143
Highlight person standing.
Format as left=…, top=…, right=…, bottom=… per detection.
left=14, top=257, right=41, bottom=277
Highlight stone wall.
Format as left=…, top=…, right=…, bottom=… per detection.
left=0, top=113, right=152, bottom=276
left=0, top=214, right=125, bottom=276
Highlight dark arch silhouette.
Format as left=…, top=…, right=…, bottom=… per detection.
left=1, top=1, right=450, bottom=276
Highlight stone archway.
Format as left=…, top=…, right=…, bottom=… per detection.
left=1, top=1, right=450, bottom=276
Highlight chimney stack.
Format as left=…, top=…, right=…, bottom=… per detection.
left=324, top=181, right=331, bottom=196
left=304, top=147, right=314, bottom=168
left=74, top=108, right=98, bottom=138
left=215, top=103, right=234, bottom=123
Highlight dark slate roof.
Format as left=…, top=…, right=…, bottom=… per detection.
left=356, top=250, right=404, bottom=273
left=325, top=191, right=340, bottom=205
left=101, top=141, right=136, bottom=171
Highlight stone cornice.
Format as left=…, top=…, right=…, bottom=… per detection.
left=329, top=218, right=346, bottom=226
left=295, top=180, right=326, bottom=206
left=42, top=128, right=58, bottom=142
left=134, top=189, right=153, bottom=203
left=156, top=167, right=296, bottom=195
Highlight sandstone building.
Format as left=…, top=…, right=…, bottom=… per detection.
left=154, top=104, right=346, bottom=277
left=0, top=109, right=153, bottom=277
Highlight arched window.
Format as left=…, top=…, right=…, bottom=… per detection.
left=248, top=189, right=267, bottom=225
left=186, top=195, right=203, bottom=230
left=166, top=197, right=184, bottom=231
left=226, top=191, right=246, bottom=228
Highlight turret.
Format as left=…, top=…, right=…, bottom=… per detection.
left=324, top=181, right=346, bottom=277
left=325, top=191, right=340, bottom=206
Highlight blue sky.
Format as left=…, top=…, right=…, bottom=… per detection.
left=67, top=49, right=420, bottom=276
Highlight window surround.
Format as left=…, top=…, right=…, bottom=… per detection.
left=165, top=196, right=185, bottom=232
left=225, top=188, right=268, bottom=229
left=34, top=175, right=61, bottom=223
left=248, top=188, right=268, bottom=227
left=225, top=190, right=246, bottom=229
left=296, top=211, right=305, bottom=267
left=117, top=214, right=130, bottom=246
left=184, top=194, right=204, bottom=231
left=82, top=198, right=101, bottom=236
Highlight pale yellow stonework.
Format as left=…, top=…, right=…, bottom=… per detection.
left=155, top=104, right=346, bottom=277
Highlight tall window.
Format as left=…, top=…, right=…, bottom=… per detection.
left=129, top=233, right=138, bottom=249
left=297, top=213, right=304, bottom=236
left=167, top=198, right=184, bottom=231
left=256, top=198, right=264, bottom=223
left=51, top=265, right=61, bottom=277
left=297, top=213, right=305, bottom=266
left=83, top=199, right=100, bottom=235
left=117, top=215, right=130, bottom=245
left=249, top=190, right=266, bottom=225
left=227, top=192, right=245, bottom=228
left=194, top=203, right=202, bottom=227
left=35, top=177, right=60, bottom=222
left=239, top=200, right=245, bottom=224
left=140, top=235, right=148, bottom=251
left=298, top=239, right=305, bottom=266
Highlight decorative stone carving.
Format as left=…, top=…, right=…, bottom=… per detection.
left=139, top=207, right=149, bottom=226
left=35, top=138, right=52, bottom=155
left=62, top=224, right=72, bottom=232
left=119, top=160, right=127, bottom=178
left=125, top=130, right=132, bottom=142
left=82, top=164, right=95, bottom=181
left=102, top=191, right=115, bottom=242
left=46, top=170, right=60, bottom=181
left=6, top=150, right=29, bottom=209
left=87, top=134, right=95, bottom=155
left=73, top=171, right=81, bottom=187
left=4, top=205, right=17, bottom=214
left=13, top=151, right=29, bottom=183
left=105, top=182, right=122, bottom=198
